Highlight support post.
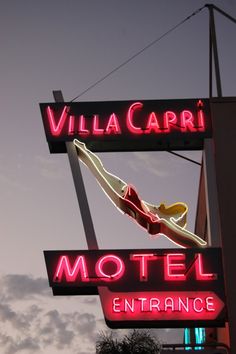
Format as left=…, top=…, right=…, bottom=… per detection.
left=53, top=90, right=98, bottom=250
left=210, top=97, right=236, bottom=354
left=209, top=11, right=213, bottom=98
left=195, top=4, right=225, bottom=349
left=207, top=4, right=222, bottom=97
left=52, top=91, right=109, bottom=323
left=203, top=139, right=221, bottom=247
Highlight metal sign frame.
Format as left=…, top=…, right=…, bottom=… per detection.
left=40, top=98, right=211, bottom=153
left=44, top=247, right=226, bottom=328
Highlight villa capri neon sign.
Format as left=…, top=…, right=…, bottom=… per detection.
left=39, top=98, right=211, bottom=153
left=44, top=248, right=226, bottom=328
left=40, top=96, right=225, bottom=329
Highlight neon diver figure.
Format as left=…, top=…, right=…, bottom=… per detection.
left=73, top=139, right=207, bottom=249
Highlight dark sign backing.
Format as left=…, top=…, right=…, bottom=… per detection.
left=44, top=248, right=226, bottom=328
left=40, top=98, right=211, bottom=153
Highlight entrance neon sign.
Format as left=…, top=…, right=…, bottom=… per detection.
left=112, top=292, right=216, bottom=314
left=102, top=289, right=224, bottom=327
left=40, top=98, right=211, bottom=153
left=44, top=248, right=226, bottom=328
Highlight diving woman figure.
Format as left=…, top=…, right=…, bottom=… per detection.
left=73, top=139, right=207, bottom=249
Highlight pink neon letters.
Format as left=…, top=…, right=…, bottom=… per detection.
left=53, top=252, right=216, bottom=284
left=46, top=101, right=206, bottom=137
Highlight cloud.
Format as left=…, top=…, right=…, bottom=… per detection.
left=43, top=310, right=75, bottom=348
left=0, top=273, right=99, bottom=354
left=0, top=273, right=182, bottom=354
left=36, top=309, right=97, bottom=352
left=0, top=334, right=40, bottom=354
left=0, top=303, right=98, bottom=354
left=0, top=303, right=30, bottom=330
left=71, top=312, right=96, bottom=340
left=81, top=296, right=98, bottom=305
left=0, top=274, right=50, bottom=301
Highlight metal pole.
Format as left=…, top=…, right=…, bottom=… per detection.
left=209, top=12, right=213, bottom=98
left=52, top=91, right=108, bottom=320
left=209, top=4, right=236, bottom=24
left=193, top=5, right=223, bottom=349
left=207, top=4, right=222, bottom=97
left=203, top=139, right=221, bottom=247
left=53, top=90, right=98, bottom=250
left=205, top=5, right=236, bottom=350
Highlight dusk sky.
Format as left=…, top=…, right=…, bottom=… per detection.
left=0, top=1, right=236, bottom=353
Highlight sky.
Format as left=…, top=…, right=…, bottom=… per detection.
left=0, top=0, right=236, bottom=353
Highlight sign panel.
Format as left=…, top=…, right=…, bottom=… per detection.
left=40, top=98, right=211, bottom=153
left=44, top=248, right=226, bottom=328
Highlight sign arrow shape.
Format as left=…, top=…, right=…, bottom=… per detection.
left=99, top=289, right=225, bottom=325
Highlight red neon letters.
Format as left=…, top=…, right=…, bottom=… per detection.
left=101, top=290, right=224, bottom=322
left=53, top=252, right=216, bottom=284
left=164, top=253, right=186, bottom=281
left=45, top=248, right=225, bottom=326
left=46, top=101, right=206, bottom=137
left=126, top=102, right=143, bottom=134
left=130, top=254, right=158, bottom=281
left=112, top=293, right=215, bottom=314
left=47, top=105, right=68, bottom=136
left=145, top=112, right=161, bottom=134
left=95, top=255, right=125, bottom=281
left=195, top=253, right=217, bottom=280
left=54, top=255, right=89, bottom=282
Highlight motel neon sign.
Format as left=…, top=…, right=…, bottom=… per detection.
left=40, top=98, right=211, bottom=153
left=40, top=96, right=224, bottom=329
left=44, top=248, right=226, bottom=328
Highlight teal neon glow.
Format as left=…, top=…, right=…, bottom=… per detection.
left=184, top=328, right=191, bottom=350
left=184, top=328, right=205, bottom=350
left=195, top=327, right=205, bottom=350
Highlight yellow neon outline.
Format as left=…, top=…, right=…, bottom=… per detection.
left=73, top=139, right=207, bottom=249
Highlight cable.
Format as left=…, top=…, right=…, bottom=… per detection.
left=70, top=5, right=206, bottom=102
left=167, top=151, right=201, bottom=166
left=205, top=4, right=236, bottom=24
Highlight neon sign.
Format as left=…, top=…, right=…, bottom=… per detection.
left=40, top=96, right=221, bottom=329
left=104, top=290, right=224, bottom=323
left=73, top=138, right=206, bottom=248
left=44, top=248, right=226, bottom=328
left=40, top=98, right=211, bottom=153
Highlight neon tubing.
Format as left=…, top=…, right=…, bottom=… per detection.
left=73, top=139, right=207, bottom=248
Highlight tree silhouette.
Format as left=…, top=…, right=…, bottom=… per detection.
left=96, top=330, right=162, bottom=354
left=96, top=332, right=120, bottom=354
